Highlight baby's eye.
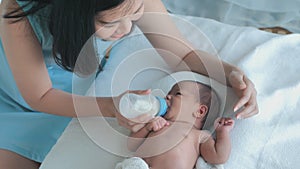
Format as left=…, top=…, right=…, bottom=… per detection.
left=175, top=92, right=182, bottom=96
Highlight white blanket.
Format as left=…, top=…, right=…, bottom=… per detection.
left=221, top=32, right=300, bottom=169
left=40, top=15, right=300, bottom=169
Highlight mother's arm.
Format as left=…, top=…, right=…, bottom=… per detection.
left=137, top=0, right=258, bottom=118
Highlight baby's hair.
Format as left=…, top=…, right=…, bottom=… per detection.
left=195, top=82, right=220, bottom=127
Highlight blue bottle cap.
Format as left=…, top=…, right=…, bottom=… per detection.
left=156, top=97, right=168, bottom=116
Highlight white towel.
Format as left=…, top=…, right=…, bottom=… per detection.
left=223, top=34, right=300, bottom=169
left=196, top=157, right=224, bottom=169
left=115, top=157, right=149, bottom=169
left=115, top=157, right=224, bottom=169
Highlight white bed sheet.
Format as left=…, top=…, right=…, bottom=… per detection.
left=40, top=15, right=300, bottom=169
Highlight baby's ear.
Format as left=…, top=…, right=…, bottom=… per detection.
left=193, top=105, right=208, bottom=118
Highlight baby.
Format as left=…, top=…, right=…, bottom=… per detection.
left=127, top=81, right=234, bottom=169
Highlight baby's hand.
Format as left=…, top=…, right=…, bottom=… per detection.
left=214, top=117, right=235, bottom=132
left=146, top=116, right=169, bottom=132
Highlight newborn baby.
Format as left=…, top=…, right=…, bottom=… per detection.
left=127, top=81, right=235, bottom=169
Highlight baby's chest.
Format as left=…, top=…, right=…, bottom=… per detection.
left=145, top=135, right=200, bottom=169
left=147, top=126, right=200, bottom=153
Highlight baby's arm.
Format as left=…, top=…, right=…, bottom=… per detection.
left=127, top=116, right=169, bottom=152
left=199, top=118, right=235, bottom=164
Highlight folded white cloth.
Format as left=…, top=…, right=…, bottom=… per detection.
left=196, top=157, right=224, bottom=169
left=115, top=157, right=149, bottom=169
left=115, top=157, right=224, bottom=169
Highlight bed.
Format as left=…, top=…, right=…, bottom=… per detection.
left=40, top=13, right=300, bottom=169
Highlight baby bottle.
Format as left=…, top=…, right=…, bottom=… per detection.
left=119, top=93, right=168, bottom=119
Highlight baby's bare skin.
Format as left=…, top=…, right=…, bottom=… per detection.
left=135, top=121, right=210, bottom=169
left=129, top=82, right=234, bottom=168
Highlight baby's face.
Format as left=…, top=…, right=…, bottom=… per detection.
left=164, top=81, right=200, bottom=121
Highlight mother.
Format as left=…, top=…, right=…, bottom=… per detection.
left=0, top=0, right=258, bottom=168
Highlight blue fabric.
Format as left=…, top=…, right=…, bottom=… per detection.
left=0, top=2, right=72, bottom=162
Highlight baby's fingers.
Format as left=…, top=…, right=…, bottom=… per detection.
left=153, top=117, right=168, bottom=131
left=213, top=117, right=223, bottom=128
left=224, top=118, right=235, bottom=126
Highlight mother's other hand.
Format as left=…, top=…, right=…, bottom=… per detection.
left=229, top=71, right=259, bottom=119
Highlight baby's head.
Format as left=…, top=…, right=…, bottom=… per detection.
left=164, top=80, right=218, bottom=129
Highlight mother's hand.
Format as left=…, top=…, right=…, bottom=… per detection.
left=228, top=71, right=259, bottom=119
left=114, top=89, right=153, bottom=132
left=115, top=111, right=153, bottom=132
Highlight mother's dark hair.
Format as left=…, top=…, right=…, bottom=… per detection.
left=3, top=0, right=125, bottom=75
